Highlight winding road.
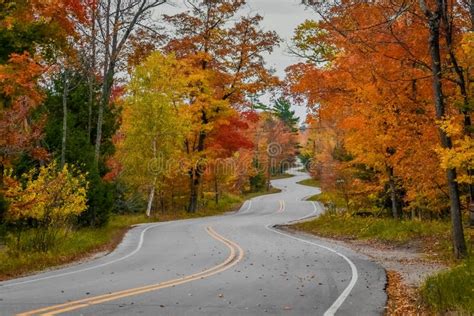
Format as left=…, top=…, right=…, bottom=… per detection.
left=0, top=169, right=386, bottom=315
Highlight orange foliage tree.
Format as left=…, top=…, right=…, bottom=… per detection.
left=163, top=0, right=280, bottom=212
left=291, top=0, right=472, bottom=257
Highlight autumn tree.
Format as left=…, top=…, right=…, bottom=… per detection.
left=163, top=0, right=280, bottom=212
left=418, top=0, right=467, bottom=257
left=118, top=53, right=187, bottom=217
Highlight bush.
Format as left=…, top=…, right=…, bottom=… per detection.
left=4, top=161, right=88, bottom=252
left=77, top=174, right=114, bottom=227
left=250, top=171, right=267, bottom=192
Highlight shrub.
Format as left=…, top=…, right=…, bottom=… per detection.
left=4, top=161, right=88, bottom=251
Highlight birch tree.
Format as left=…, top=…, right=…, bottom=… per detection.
left=118, top=53, right=186, bottom=217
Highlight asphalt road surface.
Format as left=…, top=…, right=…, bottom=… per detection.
left=0, top=169, right=386, bottom=315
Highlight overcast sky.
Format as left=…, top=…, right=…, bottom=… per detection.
left=158, top=0, right=316, bottom=122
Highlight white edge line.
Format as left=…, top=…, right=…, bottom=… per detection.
left=265, top=201, right=358, bottom=316
left=0, top=223, right=162, bottom=288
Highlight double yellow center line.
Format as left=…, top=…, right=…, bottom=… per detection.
left=18, top=226, right=244, bottom=316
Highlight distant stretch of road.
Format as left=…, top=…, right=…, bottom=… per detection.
left=0, top=169, right=386, bottom=315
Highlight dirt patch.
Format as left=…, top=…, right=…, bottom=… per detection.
left=329, top=238, right=447, bottom=288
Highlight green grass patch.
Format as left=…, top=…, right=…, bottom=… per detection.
left=243, top=187, right=281, bottom=199
left=306, top=191, right=347, bottom=208
left=271, top=173, right=294, bottom=180
left=296, top=179, right=347, bottom=207
left=297, top=178, right=320, bottom=187
left=293, top=212, right=451, bottom=248
left=421, top=258, right=474, bottom=314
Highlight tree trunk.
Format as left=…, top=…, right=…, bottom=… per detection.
left=470, top=0, right=474, bottom=30
left=423, top=0, right=467, bottom=258
left=266, top=152, right=272, bottom=192
left=214, top=175, right=219, bottom=204
left=440, top=7, right=474, bottom=226
left=87, top=74, right=94, bottom=142
left=60, top=72, right=69, bottom=168
left=0, top=162, right=4, bottom=189
left=160, top=190, right=165, bottom=213
left=146, top=184, right=155, bottom=218
left=87, top=0, right=96, bottom=142
left=94, top=0, right=112, bottom=168
left=187, top=111, right=207, bottom=212
left=188, top=169, right=199, bottom=213
left=387, top=166, right=401, bottom=219
left=94, top=65, right=114, bottom=167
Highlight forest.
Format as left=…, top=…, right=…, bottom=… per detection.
left=293, top=0, right=473, bottom=259
left=0, top=0, right=300, bottom=263
left=0, top=0, right=473, bottom=312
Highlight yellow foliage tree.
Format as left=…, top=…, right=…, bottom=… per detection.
left=5, top=161, right=88, bottom=224
left=4, top=161, right=88, bottom=251
left=117, top=53, right=188, bottom=217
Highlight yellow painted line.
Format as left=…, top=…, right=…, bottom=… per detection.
left=17, top=226, right=244, bottom=316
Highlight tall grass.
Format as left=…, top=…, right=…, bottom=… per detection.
left=421, top=258, right=474, bottom=314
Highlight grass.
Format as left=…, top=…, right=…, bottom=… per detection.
left=293, top=212, right=451, bottom=247
left=297, top=178, right=320, bottom=187
left=421, top=258, right=474, bottom=314
left=296, top=178, right=348, bottom=207
left=270, top=173, right=294, bottom=180
left=0, top=189, right=280, bottom=281
left=306, top=191, right=348, bottom=209
left=243, top=187, right=281, bottom=199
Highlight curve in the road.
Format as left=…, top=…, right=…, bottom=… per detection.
left=16, top=226, right=244, bottom=316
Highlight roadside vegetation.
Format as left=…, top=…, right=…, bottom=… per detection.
left=297, top=178, right=320, bottom=187
left=422, top=258, right=474, bottom=314
left=294, top=213, right=456, bottom=259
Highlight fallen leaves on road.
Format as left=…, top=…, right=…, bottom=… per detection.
left=385, top=271, right=429, bottom=315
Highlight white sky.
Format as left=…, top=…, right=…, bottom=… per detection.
left=158, top=0, right=316, bottom=123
